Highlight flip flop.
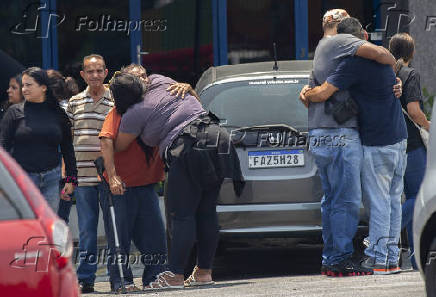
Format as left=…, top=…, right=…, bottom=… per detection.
left=184, top=273, right=215, bottom=287
left=143, top=271, right=184, bottom=291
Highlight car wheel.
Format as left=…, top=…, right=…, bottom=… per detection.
left=425, top=238, right=436, bottom=297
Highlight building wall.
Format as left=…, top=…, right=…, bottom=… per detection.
left=409, top=0, right=436, bottom=97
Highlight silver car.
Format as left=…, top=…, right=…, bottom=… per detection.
left=196, top=61, right=326, bottom=240
left=413, top=103, right=436, bottom=297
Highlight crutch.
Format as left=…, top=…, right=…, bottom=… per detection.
left=94, top=157, right=126, bottom=294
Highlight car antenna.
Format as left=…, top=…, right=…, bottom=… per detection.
left=272, top=42, right=279, bottom=71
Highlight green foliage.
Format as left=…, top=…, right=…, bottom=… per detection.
left=423, top=87, right=435, bottom=120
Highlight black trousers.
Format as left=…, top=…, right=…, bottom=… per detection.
left=166, top=133, right=223, bottom=275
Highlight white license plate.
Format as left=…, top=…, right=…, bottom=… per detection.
left=248, top=149, right=305, bottom=169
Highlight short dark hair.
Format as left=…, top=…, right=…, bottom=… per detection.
left=337, top=17, right=365, bottom=40
left=389, top=33, right=415, bottom=63
left=109, top=72, right=145, bottom=115
left=82, top=54, right=106, bottom=69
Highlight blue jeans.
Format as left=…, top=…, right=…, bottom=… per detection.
left=75, top=184, right=105, bottom=285
left=100, top=184, right=167, bottom=290
left=362, top=140, right=407, bottom=265
left=27, top=166, right=61, bottom=212
left=309, top=128, right=363, bottom=266
left=402, top=146, right=426, bottom=268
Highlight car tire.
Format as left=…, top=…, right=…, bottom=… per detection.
left=425, top=237, right=436, bottom=297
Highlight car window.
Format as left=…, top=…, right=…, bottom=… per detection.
left=200, top=78, right=308, bottom=131
left=0, top=162, right=35, bottom=221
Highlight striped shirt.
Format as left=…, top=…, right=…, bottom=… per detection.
left=66, top=87, right=113, bottom=186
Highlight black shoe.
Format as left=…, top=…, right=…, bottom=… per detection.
left=321, top=265, right=330, bottom=275
left=328, top=258, right=373, bottom=277
left=80, top=282, right=94, bottom=294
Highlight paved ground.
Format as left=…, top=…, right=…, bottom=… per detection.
left=88, top=271, right=424, bottom=297
left=83, top=240, right=426, bottom=296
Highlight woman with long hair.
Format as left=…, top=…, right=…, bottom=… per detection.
left=389, top=33, right=430, bottom=269
left=0, top=67, right=78, bottom=211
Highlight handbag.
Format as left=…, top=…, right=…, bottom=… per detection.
left=401, top=108, right=429, bottom=148
left=329, top=95, right=359, bottom=124
left=311, top=71, right=359, bottom=124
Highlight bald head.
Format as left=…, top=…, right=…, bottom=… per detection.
left=82, top=54, right=106, bottom=70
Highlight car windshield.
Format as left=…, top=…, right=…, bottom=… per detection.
left=200, top=78, right=308, bottom=131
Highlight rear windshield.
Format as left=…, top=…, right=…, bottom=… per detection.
left=0, top=163, right=35, bottom=221
left=200, top=78, right=308, bottom=131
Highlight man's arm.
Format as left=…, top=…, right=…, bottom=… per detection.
left=305, top=57, right=358, bottom=103
left=304, top=82, right=339, bottom=103
left=100, top=137, right=125, bottom=195
left=407, top=102, right=430, bottom=131
left=356, top=43, right=396, bottom=67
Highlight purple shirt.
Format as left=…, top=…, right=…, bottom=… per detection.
left=119, top=74, right=205, bottom=157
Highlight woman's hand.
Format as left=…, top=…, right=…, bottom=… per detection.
left=167, top=83, right=193, bottom=99
left=60, top=182, right=74, bottom=201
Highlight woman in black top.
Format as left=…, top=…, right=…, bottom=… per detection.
left=389, top=33, right=430, bottom=270
left=0, top=74, right=25, bottom=125
left=0, top=67, right=77, bottom=212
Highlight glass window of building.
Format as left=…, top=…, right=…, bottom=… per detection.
left=227, top=0, right=295, bottom=64
left=141, top=0, right=213, bottom=86
left=57, top=1, right=131, bottom=91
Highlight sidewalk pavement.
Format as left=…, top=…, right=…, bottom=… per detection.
left=87, top=271, right=424, bottom=297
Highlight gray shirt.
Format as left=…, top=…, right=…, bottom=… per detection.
left=309, top=34, right=366, bottom=130
left=119, top=74, right=206, bottom=157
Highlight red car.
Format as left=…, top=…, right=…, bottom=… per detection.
left=0, top=147, right=79, bottom=297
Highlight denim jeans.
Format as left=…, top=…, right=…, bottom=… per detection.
left=27, top=166, right=61, bottom=212
left=309, top=128, right=363, bottom=266
left=100, top=184, right=167, bottom=290
left=75, top=184, right=105, bottom=285
left=362, top=140, right=407, bottom=265
left=402, top=145, right=426, bottom=268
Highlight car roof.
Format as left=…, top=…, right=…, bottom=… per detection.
left=195, top=60, right=313, bottom=93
